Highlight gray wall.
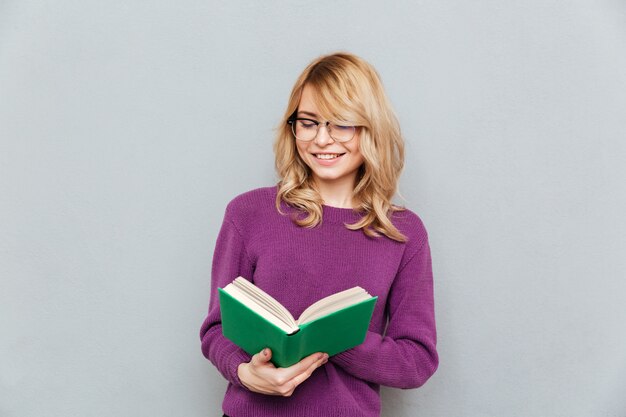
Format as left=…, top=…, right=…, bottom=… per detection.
left=1, top=1, right=625, bottom=416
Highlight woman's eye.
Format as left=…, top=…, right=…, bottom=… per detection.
left=298, top=120, right=317, bottom=129
left=333, top=124, right=353, bottom=131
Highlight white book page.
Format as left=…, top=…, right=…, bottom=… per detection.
left=296, top=287, right=371, bottom=325
left=223, top=284, right=298, bottom=334
left=232, top=277, right=298, bottom=328
left=232, top=278, right=292, bottom=323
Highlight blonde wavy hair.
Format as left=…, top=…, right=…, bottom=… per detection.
left=274, top=52, right=407, bottom=242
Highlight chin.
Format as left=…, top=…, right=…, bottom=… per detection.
left=311, top=170, right=353, bottom=183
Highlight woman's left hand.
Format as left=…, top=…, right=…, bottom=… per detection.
left=237, top=348, right=328, bottom=396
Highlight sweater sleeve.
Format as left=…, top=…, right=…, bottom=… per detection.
left=330, top=239, right=439, bottom=389
left=199, top=206, right=254, bottom=387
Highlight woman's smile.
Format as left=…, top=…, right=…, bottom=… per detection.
left=296, top=84, right=364, bottom=185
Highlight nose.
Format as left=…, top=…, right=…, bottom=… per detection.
left=314, top=123, right=335, bottom=146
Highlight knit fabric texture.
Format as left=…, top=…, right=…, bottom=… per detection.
left=200, top=186, right=438, bottom=417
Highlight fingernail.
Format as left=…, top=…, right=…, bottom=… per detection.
left=263, top=348, right=269, bottom=356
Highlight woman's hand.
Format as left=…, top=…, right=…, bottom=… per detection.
left=237, top=348, right=328, bottom=396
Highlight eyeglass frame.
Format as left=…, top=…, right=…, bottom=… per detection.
left=287, top=115, right=358, bottom=143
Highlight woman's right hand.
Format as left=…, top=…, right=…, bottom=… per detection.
left=237, top=348, right=328, bottom=396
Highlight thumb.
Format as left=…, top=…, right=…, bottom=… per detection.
left=251, top=348, right=272, bottom=366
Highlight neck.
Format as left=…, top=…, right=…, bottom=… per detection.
left=313, top=174, right=357, bottom=209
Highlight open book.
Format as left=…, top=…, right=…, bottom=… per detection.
left=219, top=277, right=377, bottom=368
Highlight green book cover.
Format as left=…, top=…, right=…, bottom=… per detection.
left=219, top=288, right=377, bottom=368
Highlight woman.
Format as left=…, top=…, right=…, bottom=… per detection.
left=200, top=52, right=438, bottom=417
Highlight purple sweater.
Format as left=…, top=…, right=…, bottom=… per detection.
left=200, top=186, right=438, bottom=417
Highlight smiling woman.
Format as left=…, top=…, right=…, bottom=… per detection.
left=274, top=53, right=408, bottom=241
left=290, top=84, right=365, bottom=197
left=200, top=52, right=438, bottom=417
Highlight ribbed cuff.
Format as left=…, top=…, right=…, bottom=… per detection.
left=226, top=348, right=252, bottom=387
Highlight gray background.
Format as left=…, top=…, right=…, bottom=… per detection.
left=1, top=1, right=625, bottom=416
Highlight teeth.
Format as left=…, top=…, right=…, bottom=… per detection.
left=316, top=154, right=341, bottom=160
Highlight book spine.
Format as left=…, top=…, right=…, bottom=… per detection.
left=272, top=331, right=304, bottom=368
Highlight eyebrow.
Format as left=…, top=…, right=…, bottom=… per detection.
left=297, top=111, right=319, bottom=118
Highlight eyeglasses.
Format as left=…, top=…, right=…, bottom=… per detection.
left=287, top=117, right=357, bottom=143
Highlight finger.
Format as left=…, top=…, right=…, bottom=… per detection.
left=279, top=352, right=325, bottom=380
left=289, top=354, right=328, bottom=387
left=250, top=348, right=272, bottom=367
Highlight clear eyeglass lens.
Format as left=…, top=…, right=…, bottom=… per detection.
left=329, top=124, right=356, bottom=142
left=292, top=120, right=355, bottom=142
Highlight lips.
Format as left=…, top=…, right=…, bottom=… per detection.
left=310, top=152, right=346, bottom=167
left=314, top=153, right=346, bottom=160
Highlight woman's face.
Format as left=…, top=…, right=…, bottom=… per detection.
left=295, top=84, right=364, bottom=188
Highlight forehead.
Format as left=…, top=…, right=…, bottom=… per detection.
left=298, top=84, right=320, bottom=114
left=297, top=84, right=346, bottom=121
